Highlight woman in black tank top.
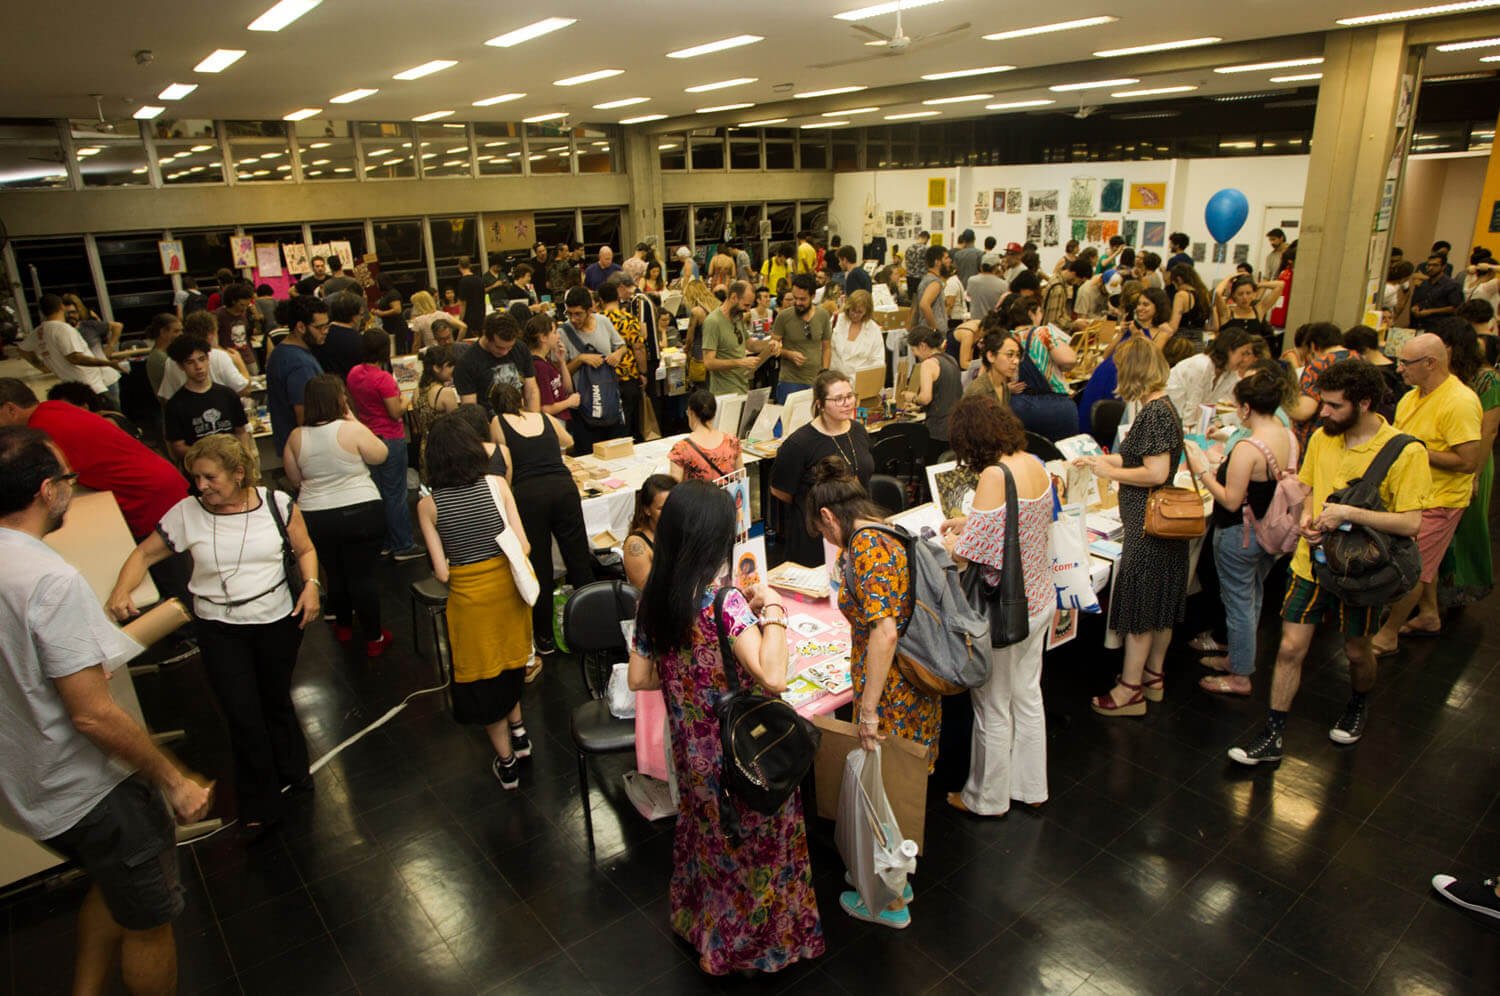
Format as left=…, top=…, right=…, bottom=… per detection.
left=623, top=474, right=677, bottom=590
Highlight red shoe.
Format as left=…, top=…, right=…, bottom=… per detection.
left=331, top=624, right=354, bottom=643
left=365, top=629, right=393, bottom=658
left=1091, top=679, right=1147, bottom=717
left=1142, top=666, right=1165, bottom=703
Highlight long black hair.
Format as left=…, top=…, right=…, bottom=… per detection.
left=635, top=480, right=736, bottom=654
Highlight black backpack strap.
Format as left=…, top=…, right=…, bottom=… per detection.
left=1362, top=433, right=1422, bottom=485
left=562, top=323, right=596, bottom=355
left=686, top=438, right=730, bottom=478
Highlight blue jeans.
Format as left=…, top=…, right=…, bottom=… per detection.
left=1212, top=522, right=1278, bottom=676
left=371, top=437, right=414, bottom=551
left=774, top=381, right=811, bottom=405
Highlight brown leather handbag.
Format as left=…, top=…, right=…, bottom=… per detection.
left=1143, top=438, right=1206, bottom=540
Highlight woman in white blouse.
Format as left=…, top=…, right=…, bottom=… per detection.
left=829, top=290, right=886, bottom=380
left=1164, top=326, right=1257, bottom=428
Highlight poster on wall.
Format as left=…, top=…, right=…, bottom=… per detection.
left=1191, top=242, right=1207, bottom=263
left=1085, top=219, right=1104, bottom=243
left=1142, top=221, right=1166, bottom=247
left=230, top=236, right=255, bottom=269
left=1122, top=219, right=1139, bottom=246
left=1100, top=220, right=1120, bottom=242
left=1232, top=243, right=1250, bottom=264
left=1068, top=178, right=1096, bottom=218
left=354, top=253, right=383, bottom=308
left=931, top=210, right=945, bottom=232
left=254, top=244, right=282, bottom=277
left=1005, top=188, right=1022, bottom=214
left=1025, top=215, right=1044, bottom=243
left=1042, top=214, right=1059, bottom=247
left=927, top=178, right=947, bottom=208
left=1028, top=189, right=1057, bottom=212
left=885, top=211, right=895, bottom=225
left=977, top=189, right=991, bottom=209
left=329, top=240, right=356, bottom=270
left=1212, top=242, right=1228, bottom=264
left=972, top=205, right=991, bottom=227
left=1129, top=183, right=1167, bottom=211
left=1071, top=218, right=1088, bottom=242
left=1099, top=179, right=1124, bottom=214
left=282, top=242, right=311, bottom=275
left=482, top=211, right=537, bottom=253
left=992, top=190, right=1005, bottom=212
left=158, top=240, right=184, bottom=275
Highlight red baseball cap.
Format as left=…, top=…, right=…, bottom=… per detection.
left=1005, top=242, right=1024, bottom=254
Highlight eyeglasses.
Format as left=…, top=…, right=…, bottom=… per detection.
left=825, top=393, right=857, bottom=404
left=1396, top=356, right=1433, bottom=367
left=309, top=320, right=331, bottom=331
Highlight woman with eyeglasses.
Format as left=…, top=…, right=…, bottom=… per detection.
left=770, top=370, right=874, bottom=567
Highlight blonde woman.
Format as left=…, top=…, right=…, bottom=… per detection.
left=830, top=289, right=885, bottom=379
left=680, top=279, right=721, bottom=388
left=410, top=289, right=467, bottom=349
left=707, top=253, right=736, bottom=292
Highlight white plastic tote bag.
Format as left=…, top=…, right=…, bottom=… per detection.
left=835, top=747, right=918, bottom=914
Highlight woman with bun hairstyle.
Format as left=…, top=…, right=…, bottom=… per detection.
left=667, top=389, right=743, bottom=482
left=805, top=456, right=935, bottom=929
left=623, top=474, right=677, bottom=590
left=770, top=371, right=874, bottom=567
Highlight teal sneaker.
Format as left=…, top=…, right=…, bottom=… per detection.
left=839, top=889, right=910, bottom=929
left=843, top=872, right=914, bottom=905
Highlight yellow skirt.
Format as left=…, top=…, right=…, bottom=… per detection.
left=446, top=557, right=533, bottom=683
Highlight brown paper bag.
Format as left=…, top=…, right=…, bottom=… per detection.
left=811, top=715, right=931, bottom=853
left=640, top=392, right=661, bottom=441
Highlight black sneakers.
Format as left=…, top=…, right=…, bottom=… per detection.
left=492, top=754, right=520, bottom=790
left=1329, top=697, right=1368, bottom=745
left=1431, top=874, right=1500, bottom=922
left=1228, top=726, right=1284, bottom=766
left=510, top=726, right=532, bottom=759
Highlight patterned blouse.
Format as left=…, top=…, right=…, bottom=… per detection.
left=669, top=434, right=742, bottom=482
left=953, top=476, right=1056, bottom=617
left=608, top=307, right=644, bottom=382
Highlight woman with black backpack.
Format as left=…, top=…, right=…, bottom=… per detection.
left=628, top=481, right=824, bottom=977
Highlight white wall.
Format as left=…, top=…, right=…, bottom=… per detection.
left=1429, top=155, right=1487, bottom=259
left=832, top=155, right=1311, bottom=284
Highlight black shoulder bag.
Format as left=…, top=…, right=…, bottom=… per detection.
left=960, top=463, right=1031, bottom=648
left=265, top=489, right=306, bottom=600
left=710, top=587, right=820, bottom=841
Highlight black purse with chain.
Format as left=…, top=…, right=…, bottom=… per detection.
left=264, top=489, right=305, bottom=600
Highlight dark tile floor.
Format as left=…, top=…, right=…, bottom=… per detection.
left=3, top=549, right=1499, bottom=995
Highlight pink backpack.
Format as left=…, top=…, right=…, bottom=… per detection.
left=1241, top=430, right=1311, bottom=555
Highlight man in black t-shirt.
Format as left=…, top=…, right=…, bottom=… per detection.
left=313, top=292, right=365, bottom=381
left=453, top=311, right=538, bottom=418
left=456, top=256, right=487, bottom=333
left=162, top=334, right=250, bottom=460
left=294, top=256, right=330, bottom=297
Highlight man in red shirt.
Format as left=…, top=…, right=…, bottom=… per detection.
left=0, top=379, right=187, bottom=541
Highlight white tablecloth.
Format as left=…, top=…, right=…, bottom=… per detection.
left=579, top=433, right=760, bottom=542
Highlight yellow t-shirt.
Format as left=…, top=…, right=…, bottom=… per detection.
left=1290, top=418, right=1432, bottom=581
left=796, top=242, right=817, bottom=275
left=1393, top=374, right=1483, bottom=508
left=760, top=258, right=790, bottom=292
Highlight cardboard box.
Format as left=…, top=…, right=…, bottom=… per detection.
left=592, top=438, right=635, bottom=461
left=811, top=715, right=931, bottom=853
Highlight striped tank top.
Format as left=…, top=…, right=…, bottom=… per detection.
left=431, top=477, right=506, bottom=566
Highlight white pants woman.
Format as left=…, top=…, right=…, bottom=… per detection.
left=962, top=606, right=1052, bottom=813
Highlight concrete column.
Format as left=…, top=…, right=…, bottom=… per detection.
left=1289, top=24, right=1418, bottom=330
left=621, top=130, right=664, bottom=256
left=1469, top=109, right=1500, bottom=262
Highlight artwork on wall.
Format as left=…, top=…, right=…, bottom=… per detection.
left=927, top=178, right=947, bottom=208
left=329, top=241, right=355, bottom=270
left=1068, top=178, right=1096, bottom=218
left=230, top=236, right=255, bottom=269
left=1191, top=242, right=1207, bottom=263
left=885, top=211, right=895, bottom=225
left=1122, top=219, right=1139, bottom=246
left=1099, top=178, right=1124, bottom=214
left=1085, top=219, right=1104, bottom=243
left=931, top=210, right=945, bottom=231
left=254, top=244, right=282, bottom=277
left=282, top=242, right=310, bottom=274
left=1025, top=214, right=1044, bottom=243
left=482, top=211, right=536, bottom=253
left=1129, top=183, right=1168, bottom=210
left=972, top=205, right=990, bottom=227
left=1100, top=220, right=1120, bottom=242
left=1071, top=218, right=1088, bottom=242
left=1028, top=189, right=1058, bottom=213
left=1232, top=243, right=1251, bottom=265
left=991, top=190, right=1005, bottom=212
left=158, top=240, right=184, bottom=275
left=1142, top=221, right=1166, bottom=247
left=1042, top=214, right=1060, bottom=247
left=977, top=189, right=991, bottom=208
left=1212, top=242, right=1228, bottom=264
left=1005, top=188, right=1022, bottom=214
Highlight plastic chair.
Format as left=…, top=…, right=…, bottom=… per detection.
left=1091, top=400, right=1126, bottom=451
left=563, top=581, right=641, bottom=852
left=869, top=474, right=906, bottom=514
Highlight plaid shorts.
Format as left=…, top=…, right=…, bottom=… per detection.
left=1280, top=573, right=1383, bottom=638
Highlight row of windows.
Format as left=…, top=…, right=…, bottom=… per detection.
left=7, top=210, right=622, bottom=333
left=0, top=117, right=618, bottom=191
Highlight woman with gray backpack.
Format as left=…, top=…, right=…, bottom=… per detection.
left=1185, top=370, right=1304, bottom=696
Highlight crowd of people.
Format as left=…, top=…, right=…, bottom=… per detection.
left=2, top=222, right=1499, bottom=989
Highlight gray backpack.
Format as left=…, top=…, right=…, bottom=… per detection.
left=843, top=524, right=991, bottom=697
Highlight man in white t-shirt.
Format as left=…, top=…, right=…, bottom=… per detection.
left=19, top=295, right=124, bottom=407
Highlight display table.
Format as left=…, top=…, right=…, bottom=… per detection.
left=579, top=433, right=762, bottom=544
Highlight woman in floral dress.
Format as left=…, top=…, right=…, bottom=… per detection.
left=806, top=456, right=940, bottom=929
left=628, top=481, right=823, bottom=977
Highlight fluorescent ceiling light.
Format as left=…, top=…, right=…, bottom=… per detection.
left=393, top=60, right=457, bottom=80
left=593, top=97, right=649, bottom=109
left=667, top=34, right=763, bottom=59
left=522, top=111, right=568, bottom=122
left=803, top=120, right=846, bottom=128
left=248, top=0, right=321, bottom=32
left=554, top=69, right=623, bottom=86
left=330, top=88, right=378, bottom=104
left=740, top=117, right=788, bottom=126
left=1338, top=1, right=1500, bottom=26
left=922, top=93, right=993, bottom=105
left=1111, top=85, right=1198, bottom=97
left=986, top=99, right=1055, bottom=109
left=75, top=147, right=100, bottom=156
left=367, top=148, right=393, bottom=156
left=620, top=113, right=667, bottom=124
left=921, top=66, right=1015, bottom=81
left=1435, top=37, right=1500, bottom=51
left=1270, top=73, right=1323, bottom=82
left=1049, top=78, right=1139, bottom=92
left=158, top=83, right=198, bottom=100
left=299, top=146, right=320, bottom=152
left=191, top=144, right=213, bottom=152
left=1094, top=36, right=1222, bottom=57
left=696, top=103, right=754, bottom=113
left=194, top=49, right=245, bottom=73
left=658, top=143, right=679, bottom=150
left=472, top=92, right=525, bottom=107
left=413, top=110, right=454, bottom=121
left=1427, top=72, right=1493, bottom=80
left=486, top=17, right=577, bottom=47
left=1483, top=54, right=1500, bottom=61
left=886, top=110, right=941, bottom=119
left=383, top=158, right=404, bottom=166
left=133, top=105, right=166, bottom=120
left=446, top=146, right=467, bottom=153
left=1219, top=141, right=1256, bottom=148
left=983, top=16, right=1117, bottom=41
left=282, top=108, right=321, bottom=121
left=835, top=0, right=944, bottom=20
left=311, top=159, right=330, bottom=165
left=1215, top=57, right=1322, bottom=73
left=824, top=107, right=879, bottom=115
left=795, top=85, right=867, bottom=98
left=684, top=77, right=758, bottom=93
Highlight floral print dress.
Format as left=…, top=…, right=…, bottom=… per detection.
left=839, top=529, right=941, bottom=770
left=632, top=588, right=824, bottom=976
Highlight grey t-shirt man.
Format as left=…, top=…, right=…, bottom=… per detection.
left=0, top=528, right=140, bottom=840
left=952, top=245, right=983, bottom=287
left=561, top=313, right=625, bottom=362
left=966, top=272, right=1008, bottom=321
left=912, top=272, right=947, bottom=332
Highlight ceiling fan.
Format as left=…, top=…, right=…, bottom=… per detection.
left=810, top=2, right=970, bottom=70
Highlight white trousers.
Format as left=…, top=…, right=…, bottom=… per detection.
left=960, top=605, right=1052, bottom=816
